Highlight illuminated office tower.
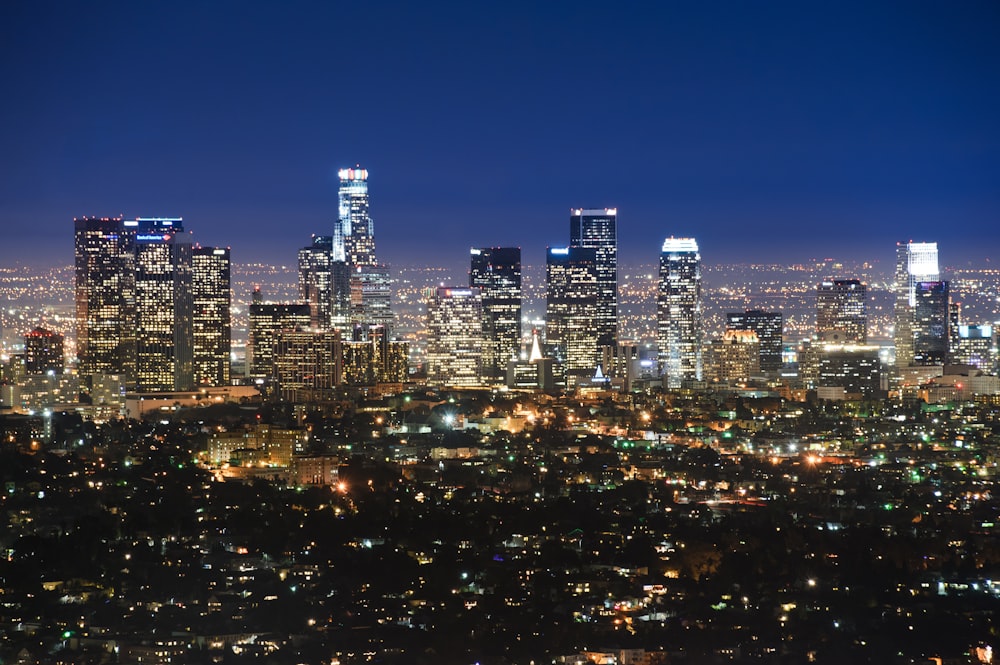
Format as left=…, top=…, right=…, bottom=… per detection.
left=133, top=218, right=193, bottom=392
left=953, top=323, right=996, bottom=372
left=726, top=310, right=782, bottom=373
left=816, top=279, right=867, bottom=343
left=707, top=330, right=760, bottom=384
left=894, top=241, right=939, bottom=367
left=546, top=246, right=599, bottom=385
left=912, top=281, right=949, bottom=365
left=74, top=216, right=137, bottom=382
left=298, top=235, right=334, bottom=329
left=248, top=293, right=312, bottom=380
left=340, top=332, right=409, bottom=386
left=569, top=208, right=618, bottom=347
left=426, top=287, right=484, bottom=388
left=337, top=166, right=393, bottom=334
left=657, top=238, right=703, bottom=389
left=350, top=264, right=394, bottom=337
left=24, top=327, right=64, bottom=375
left=470, top=247, right=522, bottom=384
left=192, top=246, right=231, bottom=387
left=817, top=345, right=883, bottom=399
left=338, top=166, right=376, bottom=267
left=273, top=329, right=341, bottom=402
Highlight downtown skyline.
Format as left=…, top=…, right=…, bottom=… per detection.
left=2, top=2, right=1000, bottom=270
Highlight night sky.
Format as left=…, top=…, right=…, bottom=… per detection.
left=2, top=1, right=999, bottom=271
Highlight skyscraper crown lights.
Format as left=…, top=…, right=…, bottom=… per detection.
left=338, top=167, right=368, bottom=181
left=662, top=237, right=699, bottom=253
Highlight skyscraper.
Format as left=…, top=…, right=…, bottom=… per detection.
left=470, top=247, right=522, bottom=384
left=894, top=241, right=939, bottom=367
left=913, top=280, right=949, bottom=365
left=350, top=264, right=394, bottom=337
left=546, top=245, right=599, bottom=385
left=336, top=166, right=393, bottom=335
left=426, top=287, right=484, bottom=388
left=192, top=246, right=231, bottom=387
left=338, top=167, right=376, bottom=267
left=569, top=208, right=617, bottom=347
left=726, top=310, right=782, bottom=373
left=657, top=238, right=703, bottom=389
left=298, top=235, right=333, bottom=329
left=134, top=218, right=193, bottom=392
left=273, top=329, right=341, bottom=402
left=816, top=279, right=867, bottom=343
left=24, top=327, right=64, bottom=375
left=248, top=294, right=312, bottom=380
left=74, top=216, right=136, bottom=382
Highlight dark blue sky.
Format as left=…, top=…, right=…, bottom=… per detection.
left=2, top=1, right=998, bottom=271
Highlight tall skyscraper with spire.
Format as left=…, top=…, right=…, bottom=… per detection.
left=336, top=166, right=392, bottom=337
left=338, top=166, right=376, bottom=267
left=569, top=208, right=618, bottom=348
left=657, top=237, right=703, bottom=389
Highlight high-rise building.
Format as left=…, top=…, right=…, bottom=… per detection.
left=707, top=330, right=760, bottom=384
left=546, top=246, right=599, bottom=385
left=336, top=166, right=393, bottom=334
left=817, top=344, right=883, bottom=400
left=24, top=327, right=64, bottom=375
left=133, top=218, right=193, bottom=392
left=952, top=324, right=996, bottom=372
left=426, top=287, right=484, bottom=388
left=816, top=279, right=867, bottom=343
left=192, top=246, right=231, bottom=387
left=273, top=329, right=341, bottom=402
left=913, top=280, right=949, bottom=365
left=248, top=295, right=312, bottom=380
left=569, top=208, right=618, bottom=348
left=74, top=216, right=136, bottom=382
left=338, top=167, right=376, bottom=267
left=350, top=264, right=394, bottom=336
left=726, top=310, right=782, bottom=373
left=894, top=241, right=939, bottom=367
left=470, top=247, right=522, bottom=385
left=657, top=238, right=703, bottom=389
left=298, top=235, right=333, bottom=329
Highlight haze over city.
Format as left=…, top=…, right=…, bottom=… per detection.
left=2, top=1, right=1000, bottom=270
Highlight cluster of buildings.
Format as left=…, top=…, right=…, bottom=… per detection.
left=0, top=168, right=998, bottom=428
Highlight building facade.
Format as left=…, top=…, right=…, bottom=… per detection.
left=894, top=241, right=939, bottom=367
left=657, top=238, right=703, bottom=389
left=470, top=247, right=522, bottom=385
left=816, top=279, right=867, bottom=343
left=74, top=216, right=136, bottom=382
left=247, top=296, right=312, bottom=380
left=24, top=327, right=64, bottom=375
left=192, top=246, right=231, bottom=387
left=569, top=208, right=618, bottom=348
left=726, top=310, right=782, bottom=373
left=546, top=246, right=599, bottom=386
left=426, top=287, right=484, bottom=388
left=913, top=280, right=949, bottom=366
left=133, top=218, right=193, bottom=392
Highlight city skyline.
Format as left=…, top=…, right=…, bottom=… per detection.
left=2, top=2, right=1000, bottom=270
